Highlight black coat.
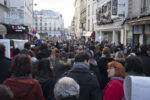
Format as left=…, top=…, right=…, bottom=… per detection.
left=41, top=79, right=55, bottom=100
left=97, top=57, right=113, bottom=90
left=54, top=60, right=72, bottom=82
left=0, top=57, right=11, bottom=83
left=90, top=63, right=102, bottom=89
left=64, top=63, right=100, bottom=100
left=138, top=54, right=150, bottom=76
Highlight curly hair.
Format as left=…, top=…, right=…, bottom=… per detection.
left=125, top=56, right=144, bottom=74
left=107, top=61, right=126, bottom=78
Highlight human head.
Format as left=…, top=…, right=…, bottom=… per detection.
left=0, top=43, right=5, bottom=58
left=36, top=58, right=54, bottom=79
left=102, top=47, right=111, bottom=58
left=54, top=77, right=80, bottom=100
left=24, top=42, right=31, bottom=50
left=10, top=54, right=32, bottom=77
left=107, top=61, right=126, bottom=78
left=115, top=51, right=125, bottom=64
left=75, top=51, right=90, bottom=64
left=139, top=44, right=147, bottom=54
left=125, top=56, right=144, bottom=74
left=0, top=85, right=13, bottom=100
left=40, top=43, right=48, bottom=51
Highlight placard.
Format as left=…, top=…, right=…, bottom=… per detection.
left=124, top=76, right=150, bottom=100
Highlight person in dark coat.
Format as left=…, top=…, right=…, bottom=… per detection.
left=36, top=44, right=50, bottom=60
left=0, top=44, right=11, bottom=84
left=35, top=58, right=55, bottom=100
left=53, top=51, right=73, bottom=81
left=3, top=54, right=45, bottom=100
left=54, top=77, right=80, bottom=100
left=64, top=52, right=100, bottom=100
left=138, top=44, right=150, bottom=76
left=97, top=47, right=113, bottom=90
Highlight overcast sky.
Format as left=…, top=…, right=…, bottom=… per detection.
left=34, top=0, right=75, bottom=28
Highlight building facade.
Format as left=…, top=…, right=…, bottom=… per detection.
left=0, top=0, right=9, bottom=38
left=95, top=0, right=128, bottom=45
left=33, top=10, right=64, bottom=39
left=74, top=0, right=82, bottom=38
left=2, top=0, right=34, bottom=40
left=125, top=0, right=150, bottom=46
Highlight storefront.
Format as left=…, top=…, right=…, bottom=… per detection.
left=4, top=24, right=29, bottom=40
left=126, top=16, right=150, bottom=46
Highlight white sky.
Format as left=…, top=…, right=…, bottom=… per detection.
left=34, top=0, right=75, bottom=28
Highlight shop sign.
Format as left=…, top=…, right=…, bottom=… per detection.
left=12, top=25, right=26, bottom=32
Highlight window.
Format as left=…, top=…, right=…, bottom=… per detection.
left=40, top=27, right=42, bottom=31
left=40, top=23, right=42, bottom=26
left=49, top=27, right=51, bottom=31
left=112, top=0, right=118, bottom=15
left=45, top=23, right=47, bottom=26
left=45, top=27, right=47, bottom=31
left=141, top=0, right=148, bottom=13
left=4, top=0, right=7, bottom=6
left=88, top=5, right=90, bottom=16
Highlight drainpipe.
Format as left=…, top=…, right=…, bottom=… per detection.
left=142, top=24, right=145, bottom=44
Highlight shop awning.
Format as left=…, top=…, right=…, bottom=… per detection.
left=84, top=32, right=92, bottom=37
left=0, top=24, right=7, bottom=34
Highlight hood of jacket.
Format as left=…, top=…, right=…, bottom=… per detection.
left=4, top=78, right=38, bottom=98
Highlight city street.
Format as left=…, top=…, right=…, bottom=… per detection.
left=0, top=0, right=150, bottom=100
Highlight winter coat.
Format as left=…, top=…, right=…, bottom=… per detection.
left=54, top=60, right=72, bottom=81
left=3, top=78, right=45, bottom=100
left=90, top=59, right=102, bottom=89
left=97, top=56, right=113, bottom=89
left=138, top=53, right=150, bottom=76
left=35, top=76, right=55, bottom=100
left=103, top=78, right=124, bottom=100
left=64, top=62, right=100, bottom=100
left=0, top=57, right=11, bottom=83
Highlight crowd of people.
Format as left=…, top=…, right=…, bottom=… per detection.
left=0, top=39, right=150, bottom=100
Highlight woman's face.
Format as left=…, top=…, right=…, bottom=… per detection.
left=107, top=67, right=116, bottom=78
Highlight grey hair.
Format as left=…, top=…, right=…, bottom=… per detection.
left=0, top=85, right=14, bottom=100
left=54, top=77, right=80, bottom=99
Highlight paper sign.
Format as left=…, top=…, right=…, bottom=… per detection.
left=0, top=39, right=10, bottom=58
left=124, top=76, right=150, bottom=100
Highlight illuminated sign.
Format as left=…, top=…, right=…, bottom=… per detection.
left=12, top=25, right=26, bottom=32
